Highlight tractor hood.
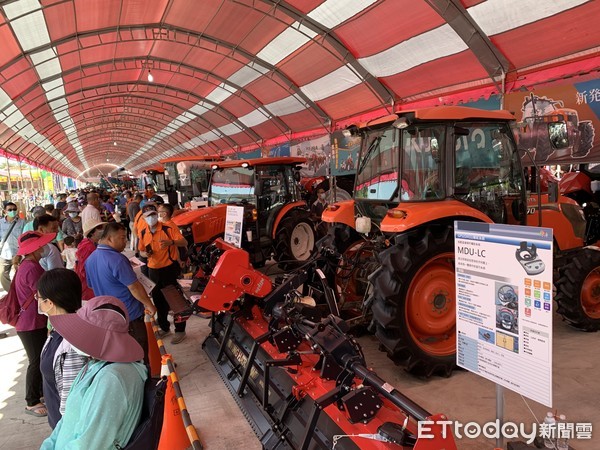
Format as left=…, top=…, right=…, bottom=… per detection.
left=172, top=204, right=227, bottom=227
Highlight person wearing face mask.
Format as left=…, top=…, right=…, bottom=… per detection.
left=13, top=231, right=57, bottom=418
left=34, top=215, right=64, bottom=271
left=0, top=202, right=25, bottom=292
left=38, top=268, right=88, bottom=428
left=311, top=188, right=328, bottom=218
left=138, top=204, right=188, bottom=344
left=310, top=188, right=329, bottom=238
left=61, top=202, right=83, bottom=245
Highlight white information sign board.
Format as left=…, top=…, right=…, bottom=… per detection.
left=224, top=205, right=244, bottom=248
left=454, top=221, right=553, bottom=407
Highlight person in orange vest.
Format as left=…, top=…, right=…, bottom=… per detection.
left=138, top=204, right=188, bottom=344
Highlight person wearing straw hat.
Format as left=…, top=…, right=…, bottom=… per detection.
left=75, top=219, right=106, bottom=300
left=13, top=231, right=57, bottom=418
left=61, top=202, right=83, bottom=244
left=40, top=296, right=147, bottom=449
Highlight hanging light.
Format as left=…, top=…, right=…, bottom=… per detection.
left=148, top=70, right=154, bottom=83
left=113, top=141, right=117, bottom=146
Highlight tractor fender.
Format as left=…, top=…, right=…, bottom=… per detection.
left=526, top=200, right=584, bottom=251
left=380, top=199, right=492, bottom=233
left=321, top=200, right=355, bottom=228
left=271, top=201, right=309, bottom=239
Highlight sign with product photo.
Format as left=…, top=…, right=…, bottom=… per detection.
left=454, top=221, right=553, bottom=406
left=224, top=205, right=244, bottom=248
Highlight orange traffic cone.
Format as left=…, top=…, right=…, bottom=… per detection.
left=158, top=357, right=190, bottom=450
left=145, top=314, right=162, bottom=378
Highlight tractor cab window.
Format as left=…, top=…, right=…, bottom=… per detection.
left=210, top=167, right=254, bottom=204
left=549, top=122, right=569, bottom=149
left=400, top=126, right=444, bottom=200
left=454, top=123, right=522, bottom=223
left=355, top=128, right=399, bottom=200
left=190, top=165, right=211, bottom=196
left=256, top=167, right=290, bottom=212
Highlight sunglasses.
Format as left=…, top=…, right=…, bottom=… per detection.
left=6, top=208, right=17, bottom=212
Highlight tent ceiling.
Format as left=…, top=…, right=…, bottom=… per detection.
left=0, top=0, right=598, bottom=179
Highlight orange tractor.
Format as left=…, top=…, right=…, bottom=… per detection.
left=534, top=163, right=600, bottom=332
left=172, top=157, right=316, bottom=268
left=321, top=106, right=529, bottom=377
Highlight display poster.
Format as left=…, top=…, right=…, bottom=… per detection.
left=224, top=205, right=244, bottom=248
left=290, top=135, right=331, bottom=177
left=454, top=221, right=553, bottom=407
left=268, top=142, right=290, bottom=157
left=235, top=148, right=262, bottom=159
left=503, top=77, right=600, bottom=164
left=330, top=130, right=361, bottom=176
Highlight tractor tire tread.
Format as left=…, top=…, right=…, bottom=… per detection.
left=369, top=225, right=456, bottom=378
left=555, top=248, right=600, bottom=332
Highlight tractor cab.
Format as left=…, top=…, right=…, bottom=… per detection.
left=173, top=157, right=315, bottom=268
left=340, top=108, right=526, bottom=232
left=160, top=155, right=222, bottom=208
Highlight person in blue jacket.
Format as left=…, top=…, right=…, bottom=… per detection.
left=40, top=295, right=147, bottom=450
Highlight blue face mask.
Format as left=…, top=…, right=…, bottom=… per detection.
left=144, top=215, right=158, bottom=227
left=7, top=210, right=17, bottom=218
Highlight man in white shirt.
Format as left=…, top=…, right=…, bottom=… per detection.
left=81, top=193, right=101, bottom=225
left=0, top=202, right=25, bottom=291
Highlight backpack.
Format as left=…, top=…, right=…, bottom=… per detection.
left=121, top=376, right=167, bottom=450
left=0, top=275, right=35, bottom=327
left=104, top=364, right=166, bottom=450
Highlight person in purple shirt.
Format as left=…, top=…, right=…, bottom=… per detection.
left=14, top=231, right=57, bottom=417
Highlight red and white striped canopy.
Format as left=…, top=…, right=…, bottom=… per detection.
left=0, top=0, right=598, bottom=179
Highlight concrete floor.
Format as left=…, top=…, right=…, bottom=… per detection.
left=0, top=297, right=598, bottom=449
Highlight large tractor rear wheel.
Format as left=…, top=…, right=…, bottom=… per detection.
left=555, top=248, right=600, bottom=331
left=370, top=225, right=456, bottom=377
left=274, top=210, right=316, bottom=264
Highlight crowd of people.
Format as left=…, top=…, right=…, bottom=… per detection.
left=1, top=184, right=187, bottom=448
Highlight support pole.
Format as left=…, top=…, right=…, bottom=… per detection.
left=496, top=384, right=504, bottom=449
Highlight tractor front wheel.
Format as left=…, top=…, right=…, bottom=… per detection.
left=555, top=248, right=600, bottom=331
left=370, top=225, right=456, bottom=377
left=274, top=211, right=316, bottom=264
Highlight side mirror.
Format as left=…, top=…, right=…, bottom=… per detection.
left=454, top=126, right=470, bottom=136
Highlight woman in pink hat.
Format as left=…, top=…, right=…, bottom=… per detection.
left=13, top=230, right=57, bottom=417
left=40, top=296, right=147, bottom=449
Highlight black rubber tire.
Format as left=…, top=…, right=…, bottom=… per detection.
left=274, top=210, right=316, bottom=264
left=555, top=248, right=600, bottom=331
left=370, top=225, right=456, bottom=377
left=535, top=129, right=554, bottom=162
left=573, top=121, right=595, bottom=158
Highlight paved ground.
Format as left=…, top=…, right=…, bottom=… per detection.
left=0, top=285, right=598, bottom=449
